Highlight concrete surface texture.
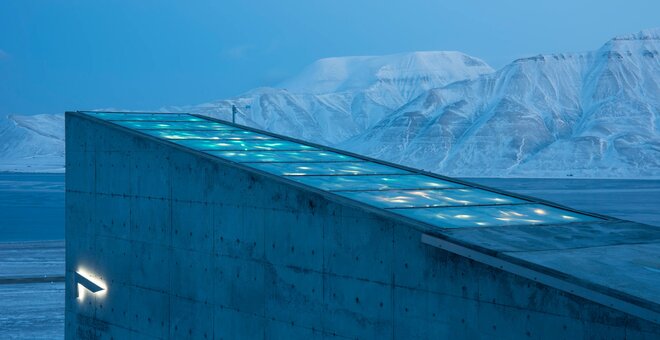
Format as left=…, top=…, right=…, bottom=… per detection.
left=65, top=111, right=660, bottom=339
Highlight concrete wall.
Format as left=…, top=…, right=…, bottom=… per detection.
left=65, top=113, right=660, bottom=339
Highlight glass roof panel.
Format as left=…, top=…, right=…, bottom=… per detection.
left=173, top=139, right=316, bottom=151
left=389, top=204, right=599, bottom=228
left=92, top=111, right=604, bottom=229
left=137, top=129, right=274, bottom=140
left=249, top=161, right=410, bottom=176
left=82, top=112, right=203, bottom=121
left=336, top=188, right=526, bottom=209
left=288, top=174, right=465, bottom=191
left=207, top=150, right=358, bottom=163
left=112, top=121, right=237, bottom=130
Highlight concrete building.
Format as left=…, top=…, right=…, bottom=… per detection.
left=65, top=111, right=660, bottom=339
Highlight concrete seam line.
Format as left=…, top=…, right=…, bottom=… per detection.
left=420, top=233, right=660, bottom=325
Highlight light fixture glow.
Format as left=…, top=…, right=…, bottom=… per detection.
left=534, top=208, right=547, bottom=215
left=75, top=268, right=107, bottom=301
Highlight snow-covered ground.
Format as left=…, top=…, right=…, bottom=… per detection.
left=0, top=282, right=64, bottom=340
left=0, top=114, right=64, bottom=173
left=0, top=241, right=64, bottom=340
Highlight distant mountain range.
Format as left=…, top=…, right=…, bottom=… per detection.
left=1, top=28, right=658, bottom=177
left=167, top=51, right=494, bottom=145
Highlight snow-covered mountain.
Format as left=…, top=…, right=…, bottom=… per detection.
left=279, top=51, right=493, bottom=96
left=0, top=114, right=64, bottom=172
left=171, top=51, right=494, bottom=144
left=345, top=28, right=660, bottom=178
left=3, top=29, right=659, bottom=178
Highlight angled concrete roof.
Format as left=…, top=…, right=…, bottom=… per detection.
left=72, top=111, right=660, bottom=325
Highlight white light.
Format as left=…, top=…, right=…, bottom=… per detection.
left=76, top=268, right=107, bottom=302
left=409, top=191, right=432, bottom=199
left=534, top=209, right=547, bottom=215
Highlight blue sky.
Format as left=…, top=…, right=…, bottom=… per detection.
left=0, top=1, right=658, bottom=115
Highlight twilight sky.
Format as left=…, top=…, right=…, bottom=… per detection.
left=0, top=0, right=658, bottom=115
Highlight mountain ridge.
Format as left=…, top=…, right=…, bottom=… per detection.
left=343, top=28, right=659, bottom=177
left=2, top=28, right=658, bottom=178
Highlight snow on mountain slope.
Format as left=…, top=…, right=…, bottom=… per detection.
left=3, top=29, right=658, bottom=178
left=2, top=51, right=490, bottom=172
left=344, top=28, right=660, bottom=178
left=0, top=114, right=65, bottom=172
left=279, top=51, right=493, bottom=97
left=173, top=51, right=494, bottom=144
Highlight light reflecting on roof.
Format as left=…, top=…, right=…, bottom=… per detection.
left=82, top=112, right=204, bottom=121
left=207, top=150, right=357, bottom=163
left=336, top=188, right=526, bottom=209
left=172, top=139, right=316, bottom=151
left=82, top=111, right=603, bottom=229
left=112, top=121, right=236, bottom=130
left=389, top=204, right=599, bottom=228
left=249, top=161, right=410, bottom=176
left=289, top=174, right=465, bottom=191
left=138, top=129, right=274, bottom=140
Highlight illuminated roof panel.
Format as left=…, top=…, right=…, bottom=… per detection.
left=289, top=174, right=466, bottom=191
left=138, top=129, right=274, bottom=140
left=389, top=204, right=599, bottom=228
left=208, top=150, right=358, bottom=163
left=172, top=139, right=316, bottom=151
left=249, top=161, right=410, bottom=176
left=82, top=111, right=602, bottom=229
left=335, top=188, right=527, bottom=209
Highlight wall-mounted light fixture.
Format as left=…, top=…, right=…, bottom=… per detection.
left=75, top=269, right=106, bottom=301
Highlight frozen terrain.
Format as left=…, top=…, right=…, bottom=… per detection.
left=0, top=282, right=64, bottom=340
left=1, top=28, right=659, bottom=178
left=0, top=241, right=64, bottom=340
left=0, top=114, right=65, bottom=173
left=0, top=174, right=64, bottom=339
